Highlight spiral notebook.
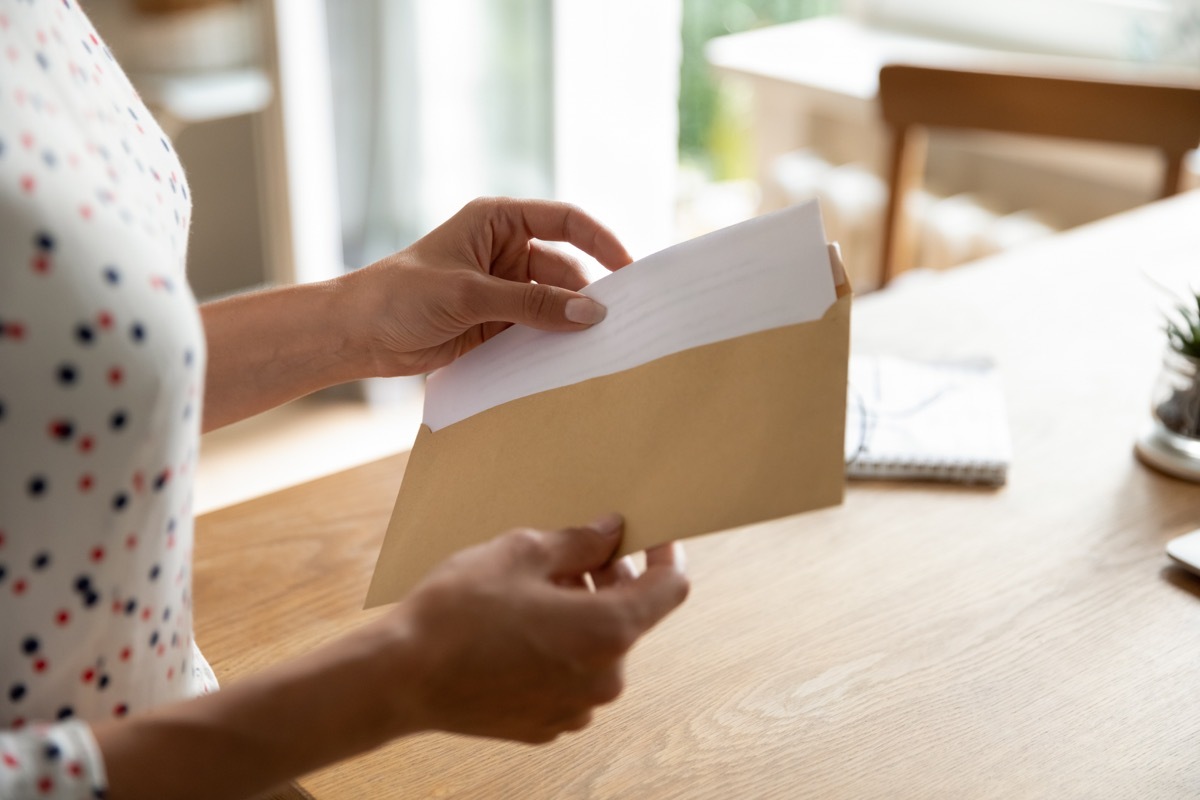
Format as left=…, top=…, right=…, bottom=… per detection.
left=845, top=355, right=1011, bottom=486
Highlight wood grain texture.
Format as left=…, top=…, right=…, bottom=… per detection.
left=195, top=193, right=1200, bottom=799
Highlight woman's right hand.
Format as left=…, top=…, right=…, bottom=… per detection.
left=374, top=514, right=689, bottom=744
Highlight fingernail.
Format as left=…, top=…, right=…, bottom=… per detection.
left=671, top=542, right=688, bottom=575
left=590, top=513, right=622, bottom=536
left=565, top=297, right=606, bottom=325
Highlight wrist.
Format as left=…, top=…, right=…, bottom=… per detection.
left=329, top=265, right=396, bottom=380
left=353, top=607, right=432, bottom=741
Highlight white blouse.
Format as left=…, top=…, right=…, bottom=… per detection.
left=1, top=1, right=216, bottom=796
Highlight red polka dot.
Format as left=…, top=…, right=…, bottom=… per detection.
left=32, top=658, right=48, bottom=673
left=90, top=32, right=99, bottom=45
left=107, top=366, right=123, bottom=386
left=156, top=643, right=166, bottom=657
left=10, top=718, right=25, bottom=730
left=113, top=703, right=128, bottom=717
left=4, top=321, right=25, bottom=340
left=166, top=533, right=176, bottom=550
left=67, top=761, right=83, bottom=778
left=111, top=599, right=122, bottom=614
left=140, top=607, right=152, bottom=621
left=13, top=578, right=27, bottom=595
left=2, top=752, right=19, bottom=768
left=48, top=420, right=72, bottom=439
left=19, top=174, right=35, bottom=193
left=31, top=253, right=51, bottom=274
left=90, top=545, right=104, bottom=562
left=79, top=474, right=94, bottom=492
left=119, top=646, right=131, bottom=662
left=96, top=310, right=114, bottom=330
left=81, top=668, right=95, bottom=683
left=125, top=533, right=138, bottom=549
left=166, top=667, right=175, bottom=680
left=19, top=131, right=33, bottom=149
left=6, top=46, right=18, bottom=63
left=55, top=609, right=71, bottom=626
left=79, top=435, right=95, bottom=453
left=132, top=471, right=145, bottom=493
left=37, top=775, right=53, bottom=794
left=0, top=529, right=5, bottom=547
left=79, top=204, right=93, bottom=219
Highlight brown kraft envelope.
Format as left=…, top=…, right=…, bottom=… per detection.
left=366, top=245, right=851, bottom=607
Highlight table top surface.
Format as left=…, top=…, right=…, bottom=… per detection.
left=196, top=192, right=1200, bottom=799
left=705, top=16, right=1200, bottom=104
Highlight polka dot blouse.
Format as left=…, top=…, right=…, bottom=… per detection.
left=1, top=1, right=217, bottom=796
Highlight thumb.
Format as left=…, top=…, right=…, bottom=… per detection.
left=478, top=277, right=607, bottom=330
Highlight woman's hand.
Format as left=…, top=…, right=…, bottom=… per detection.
left=339, top=197, right=634, bottom=377
left=375, top=515, right=689, bottom=744
left=94, top=516, right=686, bottom=799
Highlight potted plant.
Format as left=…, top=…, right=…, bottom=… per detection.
left=1137, top=289, right=1200, bottom=481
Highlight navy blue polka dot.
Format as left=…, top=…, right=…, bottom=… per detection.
left=130, top=322, right=146, bottom=342
left=113, top=492, right=129, bottom=511
left=74, top=575, right=92, bottom=592
left=83, top=591, right=100, bottom=608
left=148, top=564, right=160, bottom=580
left=56, top=706, right=74, bottom=720
left=0, top=398, right=5, bottom=420
left=98, top=674, right=110, bottom=690
left=162, top=607, right=171, bottom=621
left=124, top=599, right=137, bottom=615
left=75, top=323, right=96, bottom=344
left=103, top=266, right=120, bottom=284
left=0, top=564, right=6, bottom=583
left=149, top=631, right=159, bottom=646
left=9, top=683, right=26, bottom=702
left=28, top=475, right=48, bottom=497
left=110, top=410, right=127, bottom=431
left=22, top=636, right=39, bottom=654
left=34, top=232, right=54, bottom=250
left=32, top=552, right=51, bottom=570
left=57, top=363, right=78, bottom=385
left=44, top=743, right=61, bottom=760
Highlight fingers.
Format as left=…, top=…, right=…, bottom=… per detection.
left=590, top=555, right=639, bottom=590
left=609, top=546, right=689, bottom=636
left=528, top=240, right=590, bottom=291
left=472, top=197, right=633, bottom=271
left=505, top=514, right=624, bottom=579
left=645, top=541, right=687, bottom=573
left=472, top=276, right=607, bottom=331
left=517, top=200, right=633, bottom=270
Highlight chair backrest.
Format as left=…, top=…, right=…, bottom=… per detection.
left=876, top=64, right=1200, bottom=288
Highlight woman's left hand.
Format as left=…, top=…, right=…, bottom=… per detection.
left=338, top=196, right=633, bottom=377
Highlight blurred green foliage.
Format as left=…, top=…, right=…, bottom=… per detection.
left=680, top=0, right=840, bottom=179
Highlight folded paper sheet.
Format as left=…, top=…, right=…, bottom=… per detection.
left=367, top=201, right=851, bottom=606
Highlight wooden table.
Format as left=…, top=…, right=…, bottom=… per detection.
left=196, top=192, right=1200, bottom=799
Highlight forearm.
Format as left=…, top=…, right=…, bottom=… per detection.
left=92, top=622, right=418, bottom=800
left=200, top=280, right=371, bottom=431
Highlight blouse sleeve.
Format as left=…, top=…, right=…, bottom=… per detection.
left=0, top=721, right=107, bottom=799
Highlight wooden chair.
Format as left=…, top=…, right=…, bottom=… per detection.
left=876, top=64, right=1200, bottom=288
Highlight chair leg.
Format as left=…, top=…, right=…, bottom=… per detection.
left=1161, top=150, right=1186, bottom=198
left=879, top=125, right=927, bottom=289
